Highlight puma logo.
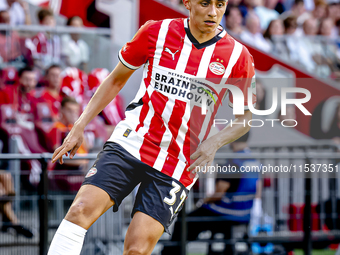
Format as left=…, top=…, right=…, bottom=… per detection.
left=165, top=47, right=179, bottom=60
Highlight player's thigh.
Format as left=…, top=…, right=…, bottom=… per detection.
left=67, top=142, right=143, bottom=229
left=65, top=184, right=114, bottom=229
left=123, top=211, right=164, bottom=255
left=82, top=142, right=143, bottom=212
left=132, top=168, right=189, bottom=234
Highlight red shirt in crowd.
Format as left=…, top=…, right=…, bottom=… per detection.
left=34, top=88, right=61, bottom=120
left=0, top=85, right=37, bottom=115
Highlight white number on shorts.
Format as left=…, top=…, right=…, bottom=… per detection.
left=169, top=190, right=187, bottom=221
left=174, top=190, right=186, bottom=214
left=163, top=181, right=181, bottom=205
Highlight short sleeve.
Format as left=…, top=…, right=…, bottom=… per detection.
left=118, top=21, right=153, bottom=70
left=227, top=46, right=256, bottom=111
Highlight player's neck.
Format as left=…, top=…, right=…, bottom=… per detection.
left=188, top=20, right=222, bottom=44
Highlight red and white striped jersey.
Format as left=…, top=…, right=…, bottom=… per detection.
left=109, top=18, right=256, bottom=189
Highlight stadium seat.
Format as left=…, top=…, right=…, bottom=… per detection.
left=288, top=204, right=320, bottom=232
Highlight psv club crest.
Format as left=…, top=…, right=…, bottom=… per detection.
left=85, top=167, right=97, bottom=178
left=209, top=62, right=225, bottom=75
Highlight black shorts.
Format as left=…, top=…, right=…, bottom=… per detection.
left=82, top=142, right=189, bottom=234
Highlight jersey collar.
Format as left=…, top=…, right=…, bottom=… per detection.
left=184, top=18, right=226, bottom=50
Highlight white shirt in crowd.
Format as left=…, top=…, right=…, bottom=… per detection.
left=254, top=6, right=279, bottom=31
left=0, top=0, right=25, bottom=25
left=240, top=30, right=271, bottom=53
left=61, top=34, right=90, bottom=68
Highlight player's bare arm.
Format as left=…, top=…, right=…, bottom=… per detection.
left=52, top=62, right=135, bottom=164
left=188, top=110, right=252, bottom=171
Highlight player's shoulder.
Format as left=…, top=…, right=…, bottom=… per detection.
left=239, top=42, right=253, bottom=60
left=140, top=18, right=184, bottom=30
left=221, top=33, right=252, bottom=57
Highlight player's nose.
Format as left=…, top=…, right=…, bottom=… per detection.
left=207, top=4, right=217, bottom=17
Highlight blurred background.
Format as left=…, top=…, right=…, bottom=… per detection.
left=0, top=0, right=339, bottom=254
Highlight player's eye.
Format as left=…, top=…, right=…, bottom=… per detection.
left=201, top=1, right=209, bottom=6
left=217, top=2, right=225, bottom=7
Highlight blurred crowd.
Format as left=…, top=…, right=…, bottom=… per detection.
left=0, top=4, right=125, bottom=237
left=0, top=4, right=126, bottom=175
left=0, top=64, right=125, bottom=191
left=167, top=0, right=340, bottom=80
left=0, top=62, right=125, bottom=163
left=0, top=6, right=91, bottom=73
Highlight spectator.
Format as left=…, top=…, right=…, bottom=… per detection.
left=88, top=68, right=124, bottom=126
left=313, top=0, right=327, bottom=21
left=48, top=97, right=91, bottom=192
left=47, top=96, right=89, bottom=170
left=25, top=8, right=60, bottom=71
left=301, top=18, right=325, bottom=71
left=61, top=16, right=90, bottom=72
left=327, top=0, right=340, bottom=37
left=229, top=0, right=243, bottom=6
left=60, top=67, right=87, bottom=104
left=336, top=18, right=340, bottom=61
left=224, top=6, right=244, bottom=36
left=284, top=16, right=321, bottom=73
left=263, top=19, right=288, bottom=56
left=281, top=0, right=307, bottom=28
left=0, top=171, right=33, bottom=238
left=1, top=66, right=37, bottom=117
left=83, top=68, right=123, bottom=145
left=303, top=17, right=319, bottom=35
left=240, top=0, right=259, bottom=19
left=161, top=132, right=261, bottom=255
left=240, top=12, right=271, bottom=52
left=0, top=0, right=30, bottom=25
left=289, top=0, right=326, bottom=28
left=0, top=10, right=24, bottom=65
left=254, top=0, right=280, bottom=30
left=318, top=18, right=340, bottom=78
left=34, top=64, right=62, bottom=121
left=319, top=17, right=336, bottom=37
left=283, top=15, right=298, bottom=35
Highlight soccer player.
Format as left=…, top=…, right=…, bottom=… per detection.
left=161, top=132, right=261, bottom=255
left=48, top=0, right=256, bottom=254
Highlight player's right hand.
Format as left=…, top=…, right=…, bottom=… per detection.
left=52, top=125, right=84, bottom=164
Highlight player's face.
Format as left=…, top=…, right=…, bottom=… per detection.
left=184, top=0, right=227, bottom=36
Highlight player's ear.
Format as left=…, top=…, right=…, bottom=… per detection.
left=183, top=0, right=191, bottom=10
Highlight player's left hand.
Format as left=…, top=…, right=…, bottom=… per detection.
left=187, top=138, right=218, bottom=172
